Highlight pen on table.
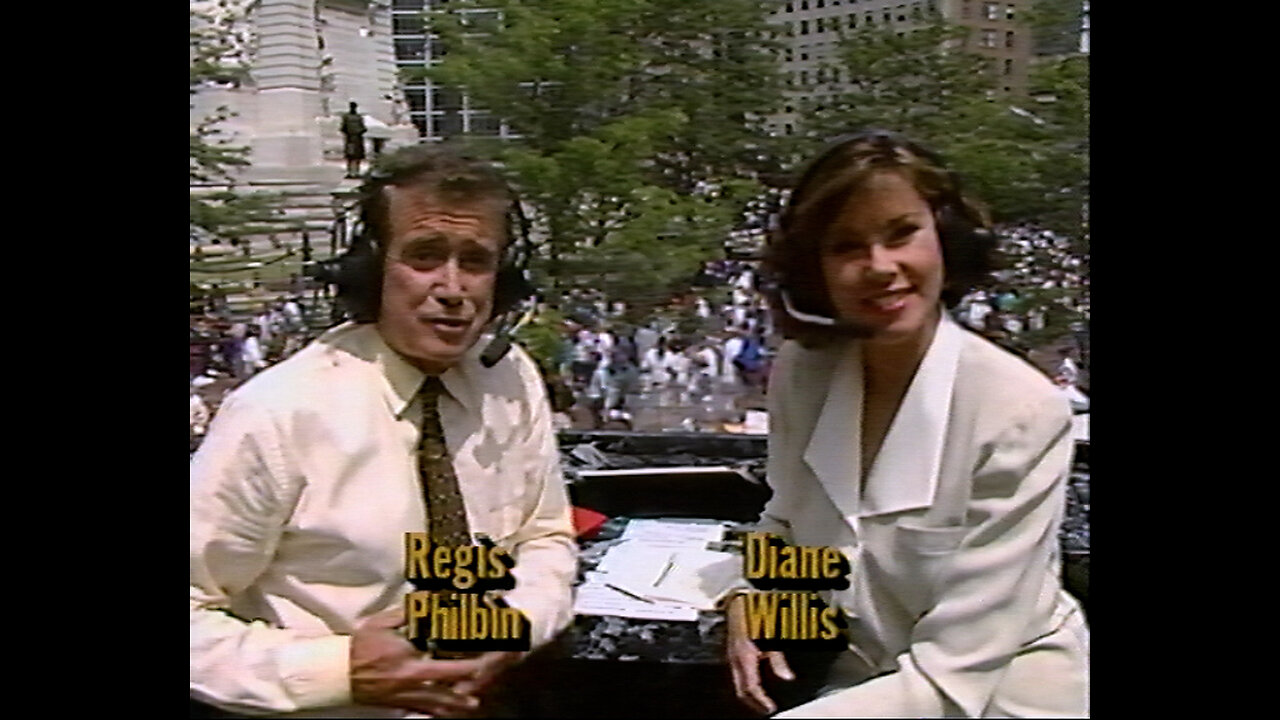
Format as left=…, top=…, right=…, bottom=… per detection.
left=605, top=583, right=656, bottom=604
left=653, top=556, right=675, bottom=587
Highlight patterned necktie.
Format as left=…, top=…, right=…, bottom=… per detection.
left=416, top=376, right=482, bottom=658
left=417, top=376, right=471, bottom=547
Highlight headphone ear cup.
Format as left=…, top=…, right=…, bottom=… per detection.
left=491, top=265, right=532, bottom=317
left=332, top=239, right=382, bottom=323
left=936, top=204, right=995, bottom=306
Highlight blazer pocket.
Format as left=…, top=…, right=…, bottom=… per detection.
left=893, top=522, right=968, bottom=556
left=889, top=523, right=968, bottom=617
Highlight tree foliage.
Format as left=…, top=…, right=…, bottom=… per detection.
left=419, top=0, right=789, bottom=313
left=190, top=2, right=281, bottom=242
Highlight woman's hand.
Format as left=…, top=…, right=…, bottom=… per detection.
left=726, top=594, right=795, bottom=715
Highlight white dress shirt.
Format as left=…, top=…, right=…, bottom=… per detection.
left=191, top=322, right=577, bottom=717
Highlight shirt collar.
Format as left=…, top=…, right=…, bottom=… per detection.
left=344, top=324, right=487, bottom=419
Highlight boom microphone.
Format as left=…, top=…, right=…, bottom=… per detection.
left=778, top=289, right=876, bottom=339
left=480, top=303, right=535, bottom=368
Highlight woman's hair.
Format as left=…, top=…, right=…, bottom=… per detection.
left=764, top=131, right=996, bottom=348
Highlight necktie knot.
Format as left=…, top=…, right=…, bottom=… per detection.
left=418, top=375, right=445, bottom=403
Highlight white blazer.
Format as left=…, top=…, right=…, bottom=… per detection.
left=763, top=314, right=1089, bottom=718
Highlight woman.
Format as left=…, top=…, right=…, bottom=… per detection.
left=726, top=131, right=1088, bottom=717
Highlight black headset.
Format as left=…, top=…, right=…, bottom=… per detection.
left=765, top=129, right=995, bottom=331
left=306, top=149, right=536, bottom=367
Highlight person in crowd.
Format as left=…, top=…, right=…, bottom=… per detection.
left=282, top=297, right=304, bottom=333
left=595, top=322, right=616, bottom=364
left=634, top=322, right=660, bottom=368
left=1056, top=347, right=1080, bottom=386
left=253, top=303, right=275, bottom=347
left=191, top=145, right=578, bottom=717
left=663, top=337, right=693, bottom=400
left=582, top=351, right=610, bottom=427
left=569, top=325, right=598, bottom=392
left=641, top=335, right=668, bottom=393
left=964, top=289, right=993, bottom=331
left=190, top=382, right=211, bottom=453
left=732, top=328, right=767, bottom=390
left=605, top=344, right=640, bottom=413
left=240, top=325, right=267, bottom=377
left=693, top=341, right=720, bottom=395
left=222, top=323, right=247, bottom=381
left=722, top=326, right=745, bottom=386
left=726, top=130, right=1088, bottom=717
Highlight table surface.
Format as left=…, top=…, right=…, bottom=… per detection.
left=558, top=517, right=733, bottom=664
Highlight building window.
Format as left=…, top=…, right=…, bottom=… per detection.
left=897, top=5, right=906, bottom=22
left=467, top=114, right=501, bottom=136
left=816, top=17, right=824, bottom=32
left=1003, top=58, right=1013, bottom=75
left=801, top=0, right=809, bottom=9
left=800, top=70, right=809, bottom=85
left=983, top=2, right=999, bottom=20
left=432, top=113, right=463, bottom=137
left=404, top=89, right=427, bottom=113
left=786, top=2, right=794, bottom=11
left=394, top=38, right=426, bottom=62
left=392, top=14, right=424, bottom=35
left=800, top=20, right=809, bottom=35
left=800, top=51, right=809, bottom=60
left=432, top=87, right=463, bottom=111
left=817, top=0, right=825, bottom=7
left=981, top=29, right=998, bottom=47
left=883, top=10, right=891, bottom=23
left=866, top=12, right=874, bottom=24
left=849, top=13, right=857, bottom=28
left=1006, top=4, right=1015, bottom=20
left=1006, top=30, right=1015, bottom=48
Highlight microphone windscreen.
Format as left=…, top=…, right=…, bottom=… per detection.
left=480, top=335, right=512, bottom=368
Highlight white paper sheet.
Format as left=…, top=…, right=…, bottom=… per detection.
left=619, top=519, right=725, bottom=547
left=573, top=577, right=700, bottom=621
left=642, top=549, right=743, bottom=610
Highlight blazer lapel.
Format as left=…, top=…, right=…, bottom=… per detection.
left=803, top=341, right=865, bottom=523
left=859, top=313, right=964, bottom=517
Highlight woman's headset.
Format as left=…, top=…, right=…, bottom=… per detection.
left=765, top=129, right=995, bottom=332
left=307, top=151, right=536, bottom=367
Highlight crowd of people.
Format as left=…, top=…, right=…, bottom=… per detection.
left=189, top=296, right=314, bottom=449
left=190, top=249, right=1090, bottom=445
left=948, top=224, right=1090, bottom=366
left=540, top=262, right=777, bottom=432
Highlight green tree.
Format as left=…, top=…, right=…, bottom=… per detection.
left=418, top=0, right=788, bottom=313
left=190, top=2, right=281, bottom=243
left=799, top=12, right=1049, bottom=221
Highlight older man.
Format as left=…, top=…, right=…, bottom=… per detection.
left=191, top=146, right=577, bottom=717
